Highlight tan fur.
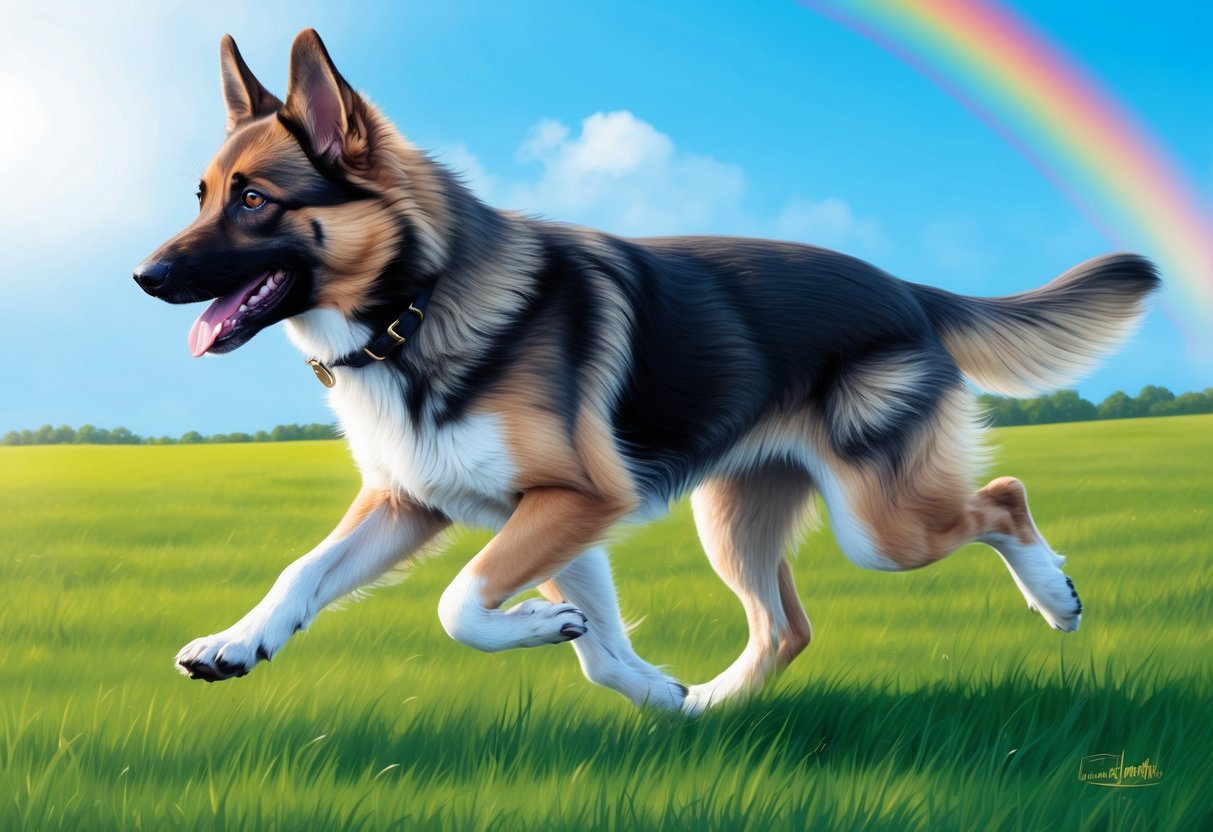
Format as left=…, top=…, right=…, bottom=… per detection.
left=333, top=104, right=454, bottom=274
left=219, top=35, right=282, bottom=134
left=691, top=463, right=818, bottom=693
left=469, top=329, right=641, bottom=508
left=311, top=199, right=404, bottom=315
left=494, top=399, right=589, bottom=492
left=535, top=580, right=565, bottom=605
left=473, top=343, right=592, bottom=493
left=207, top=117, right=413, bottom=318
left=468, top=487, right=634, bottom=608
left=775, top=560, right=811, bottom=666
left=812, top=390, right=1049, bottom=568
left=332, top=486, right=447, bottom=542
left=191, top=120, right=407, bottom=323
left=572, top=409, right=637, bottom=508
left=466, top=375, right=639, bottom=608
left=975, top=476, right=1038, bottom=546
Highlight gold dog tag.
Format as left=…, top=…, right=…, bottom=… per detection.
left=307, top=357, right=336, bottom=388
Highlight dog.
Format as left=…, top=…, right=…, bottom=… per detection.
left=134, top=29, right=1159, bottom=713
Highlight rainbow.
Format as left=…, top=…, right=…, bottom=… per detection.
left=800, top=0, right=1213, bottom=333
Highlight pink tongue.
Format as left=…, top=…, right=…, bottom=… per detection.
left=187, top=273, right=266, bottom=357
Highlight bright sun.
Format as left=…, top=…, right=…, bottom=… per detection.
left=0, top=75, right=46, bottom=175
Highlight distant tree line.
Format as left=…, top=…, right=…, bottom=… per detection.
left=980, top=385, right=1213, bottom=427
left=3, top=385, right=1209, bottom=445
left=2, top=422, right=339, bottom=446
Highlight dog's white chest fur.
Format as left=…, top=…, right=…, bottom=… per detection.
left=334, top=366, right=516, bottom=527
left=287, top=313, right=517, bottom=528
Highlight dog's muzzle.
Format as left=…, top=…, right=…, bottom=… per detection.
left=133, top=260, right=172, bottom=295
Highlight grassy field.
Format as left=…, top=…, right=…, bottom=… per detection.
left=1, top=415, right=1209, bottom=830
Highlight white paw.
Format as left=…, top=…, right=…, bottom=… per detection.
left=501, top=598, right=588, bottom=647
left=681, top=668, right=758, bottom=716
left=637, top=676, right=689, bottom=711
left=175, top=624, right=285, bottom=682
left=682, top=682, right=730, bottom=717
left=991, top=536, right=1082, bottom=633
left=1029, top=573, right=1083, bottom=632
left=585, top=659, right=687, bottom=710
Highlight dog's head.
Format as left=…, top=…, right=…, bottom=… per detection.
left=134, top=30, right=448, bottom=356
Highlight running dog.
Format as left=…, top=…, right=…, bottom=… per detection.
left=134, top=30, right=1159, bottom=713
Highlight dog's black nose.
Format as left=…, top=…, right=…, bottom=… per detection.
left=133, top=260, right=171, bottom=293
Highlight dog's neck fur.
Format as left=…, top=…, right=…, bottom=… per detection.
left=286, top=119, right=545, bottom=411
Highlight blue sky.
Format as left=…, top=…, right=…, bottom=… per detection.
left=1, top=1, right=1209, bottom=436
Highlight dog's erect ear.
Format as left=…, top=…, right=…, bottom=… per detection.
left=219, top=35, right=282, bottom=134
left=282, top=29, right=367, bottom=165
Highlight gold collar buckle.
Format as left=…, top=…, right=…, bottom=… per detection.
left=307, top=357, right=336, bottom=388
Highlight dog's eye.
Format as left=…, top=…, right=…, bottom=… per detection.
left=241, top=189, right=268, bottom=210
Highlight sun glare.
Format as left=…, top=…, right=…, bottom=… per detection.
left=0, top=75, right=45, bottom=175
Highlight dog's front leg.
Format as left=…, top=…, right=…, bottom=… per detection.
left=176, top=487, right=448, bottom=681
left=438, top=487, right=630, bottom=652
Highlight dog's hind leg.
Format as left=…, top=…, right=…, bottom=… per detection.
left=814, top=388, right=1082, bottom=632
left=535, top=548, right=687, bottom=710
left=176, top=487, right=449, bottom=681
left=977, top=478, right=1082, bottom=631
left=683, top=462, right=817, bottom=715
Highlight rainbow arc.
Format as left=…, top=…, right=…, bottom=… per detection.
left=802, top=0, right=1213, bottom=334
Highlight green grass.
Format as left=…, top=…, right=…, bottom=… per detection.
left=1, top=416, right=1210, bottom=830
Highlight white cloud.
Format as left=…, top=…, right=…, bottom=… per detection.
left=502, top=110, right=746, bottom=235
left=775, top=196, right=883, bottom=254
left=442, top=111, right=883, bottom=252
left=517, top=119, right=571, bottom=162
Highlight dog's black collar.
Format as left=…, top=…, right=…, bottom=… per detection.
left=306, top=291, right=431, bottom=387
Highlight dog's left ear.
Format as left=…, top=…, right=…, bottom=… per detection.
left=282, top=29, right=369, bottom=165
left=220, top=35, right=282, bottom=134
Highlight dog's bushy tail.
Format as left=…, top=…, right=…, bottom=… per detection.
left=911, top=253, right=1160, bottom=396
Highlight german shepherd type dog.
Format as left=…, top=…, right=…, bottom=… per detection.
left=135, top=30, right=1158, bottom=713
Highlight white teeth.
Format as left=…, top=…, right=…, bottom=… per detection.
left=239, top=304, right=248, bottom=312
left=257, top=286, right=269, bottom=298
left=267, top=275, right=277, bottom=289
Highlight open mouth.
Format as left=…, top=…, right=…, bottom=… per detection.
left=188, top=269, right=297, bottom=356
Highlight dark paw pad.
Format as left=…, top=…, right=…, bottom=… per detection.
left=214, top=656, right=246, bottom=676
left=1064, top=577, right=1082, bottom=612
left=559, top=622, right=588, bottom=640
left=180, top=659, right=222, bottom=682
